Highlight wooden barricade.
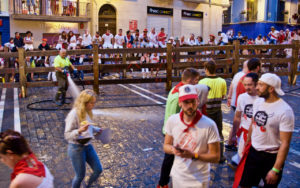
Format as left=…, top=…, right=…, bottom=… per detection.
left=0, top=40, right=299, bottom=98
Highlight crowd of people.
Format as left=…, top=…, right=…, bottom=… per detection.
left=0, top=59, right=295, bottom=187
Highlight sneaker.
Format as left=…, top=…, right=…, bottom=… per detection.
left=225, top=144, right=237, bottom=151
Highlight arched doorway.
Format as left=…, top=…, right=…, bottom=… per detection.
left=98, top=4, right=116, bottom=35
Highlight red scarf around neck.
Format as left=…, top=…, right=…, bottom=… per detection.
left=180, top=110, right=202, bottom=132
left=11, top=153, right=45, bottom=181
left=172, top=82, right=184, bottom=94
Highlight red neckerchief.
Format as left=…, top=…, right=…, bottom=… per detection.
left=172, top=82, right=185, bottom=94
left=118, top=34, right=122, bottom=36
left=16, top=36, right=20, bottom=39
left=106, top=33, right=110, bottom=36
left=127, top=35, right=131, bottom=39
left=11, top=153, right=45, bottom=181
left=180, top=110, right=202, bottom=132
left=42, top=43, right=46, bottom=47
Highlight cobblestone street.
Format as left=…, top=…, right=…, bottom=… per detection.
left=0, top=77, right=299, bottom=187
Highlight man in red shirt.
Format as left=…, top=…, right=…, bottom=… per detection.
left=158, top=28, right=167, bottom=48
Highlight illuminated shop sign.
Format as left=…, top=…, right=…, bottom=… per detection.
left=182, top=10, right=203, bottom=19
left=147, top=6, right=173, bottom=16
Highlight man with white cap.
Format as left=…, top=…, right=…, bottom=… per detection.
left=238, top=73, right=294, bottom=188
left=164, top=84, right=220, bottom=188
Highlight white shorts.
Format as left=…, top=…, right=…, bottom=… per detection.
left=149, top=42, right=159, bottom=48
left=158, top=41, right=166, bottom=48
left=140, top=42, right=149, bottom=48
left=68, top=43, right=77, bottom=50
left=103, top=43, right=113, bottom=49
left=114, top=44, right=123, bottom=49
left=56, top=44, right=62, bottom=50
left=172, top=178, right=208, bottom=188
left=238, top=131, right=246, bottom=158
left=24, top=44, right=34, bottom=51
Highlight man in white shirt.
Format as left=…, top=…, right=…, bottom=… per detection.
left=218, top=31, right=228, bottom=45
left=102, top=29, right=114, bottom=49
left=239, top=73, right=294, bottom=188
left=82, top=30, right=92, bottom=49
left=228, top=73, right=259, bottom=165
left=114, top=28, right=124, bottom=49
left=268, top=26, right=279, bottom=44
left=187, top=34, right=197, bottom=46
left=139, top=28, right=149, bottom=48
left=92, top=31, right=102, bottom=47
left=149, top=28, right=159, bottom=48
left=164, top=84, right=220, bottom=188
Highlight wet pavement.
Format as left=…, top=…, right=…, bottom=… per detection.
left=0, top=76, right=299, bottom=187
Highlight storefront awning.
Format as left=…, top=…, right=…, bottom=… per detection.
left=182, top=0, right=230, bottom=7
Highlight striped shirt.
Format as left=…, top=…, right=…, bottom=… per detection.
left=199, top=76, right=227, bottom=113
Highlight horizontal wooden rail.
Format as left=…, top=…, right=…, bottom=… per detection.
left=239, top=44, right=293, bottom=50
left=173, top=45, right=234, bottom=52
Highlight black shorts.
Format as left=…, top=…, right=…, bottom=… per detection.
left=240, top=146, right=283, bottom=188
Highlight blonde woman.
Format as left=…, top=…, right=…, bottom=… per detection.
left=65, top=89, right=102, bottom=188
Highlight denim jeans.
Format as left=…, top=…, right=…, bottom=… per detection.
left=68, top=143, right=103, bottom=188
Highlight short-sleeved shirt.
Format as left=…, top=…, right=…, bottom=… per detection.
left=102, top=33, right=114, bottom=44
left=252, top=98, right=294, bottom=153
left=165, top=114, right=220, bottom=185
left=236, top=93, right=258, bottom=130
left=230, top=71, right=245, bottom=107
left=54, top=55, right=71, bottom=68
left=199, top=76, right=227, bottom=113
left=114, top=34, right=124, bottom=45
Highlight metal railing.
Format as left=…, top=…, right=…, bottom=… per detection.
left=12, top=0, right=90, bottom=17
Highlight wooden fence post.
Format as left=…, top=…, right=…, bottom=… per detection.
left=122, top=45, right=127, bottom=78
left=18, top=48, right=27, bottom=98
left=233, top=40, right=240, bottom=76
left=174, top=39, right=180, bottom=76
left=225, top=48, right=231, bottom=74
left=291, top=40, right=299, bottom=85
left=93, top=44, right=99, bottom=94
left=166, top=42, right=172, bottom=91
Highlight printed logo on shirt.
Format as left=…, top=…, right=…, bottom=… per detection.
left=254, top=111, right=268, bottom=132
left=185, top=86, right=191, bottom=93
left=177, top=131, right=197, bottom=153
left=244, top=104, right=253, bottom=118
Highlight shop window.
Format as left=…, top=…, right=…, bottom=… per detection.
left=246, top=0, right=258, bottom=21
left=277, top=0, right=285, bottom=22
left=223, top=5, right=231, bottom=24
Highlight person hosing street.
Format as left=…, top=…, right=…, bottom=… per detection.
left=54, top=49, right=77, bottom=106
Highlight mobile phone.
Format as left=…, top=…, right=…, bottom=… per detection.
left=175, top=146, right=184, bottom=153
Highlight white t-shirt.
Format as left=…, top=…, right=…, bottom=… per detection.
left=252, top=98, right=294, bottom=153
left=220, top=33, right=229, bottom=43
left=231, top=71, right=246, bottom=107
left=92, top=35, right=102, bottom=44
left=255, top=38, right=263, bottom=45
left=114, top=34, right=124, bottom=46
left=149, top=32, right=158, bottom=44
left=236, top=93, right=258, bottom=130
left=187, top=38, right=197, bottom=46
left=269, top=30, right=279, bottom=40
left=82, top=34, right=92, bottom=46
left=69, top=35, right=77, bottom=44
left=150, top=54, right=159, bottom=63
left=102, top=33, right=114, bottom=44
left=165, top=114, right=220, bottom=185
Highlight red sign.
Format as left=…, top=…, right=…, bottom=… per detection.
left=129, top=20, right=137, bottom=31
left=0, top=20, right=2, bottom=27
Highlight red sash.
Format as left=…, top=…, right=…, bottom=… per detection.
left=233, top=142, right=252, bottom=188
left=235, top=75, right=247, bottom=106
left=236, top=127, right=248, bottom=142
left=11, top=153, right=45, bottom=181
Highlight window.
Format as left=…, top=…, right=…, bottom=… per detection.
left=223, top=5, right=231, bottom=24
left=247, top=0, right=258, bottom=21
left=277, top=0, right=285, bottom=22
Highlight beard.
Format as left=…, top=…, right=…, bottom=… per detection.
left=258, top=89, right=270, bottom=99
left=183, top=108, right=197, bottom=117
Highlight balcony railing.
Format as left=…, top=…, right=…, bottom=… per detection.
left=12, top=0, right=90, bottom=17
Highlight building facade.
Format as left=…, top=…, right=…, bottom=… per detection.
left=0, top=0, right=10, bottom=45
left=8, top=0, right=91, bottom=47
left=223, top=0, right=300, bottom=39
left=91, top=0, right=229, bottom=42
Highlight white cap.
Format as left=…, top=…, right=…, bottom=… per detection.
left=259, top=73, right=284, bottom=96
left=179, top=84, right=198, bottom=102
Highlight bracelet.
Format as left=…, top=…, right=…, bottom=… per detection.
left=272, top=167, right=280, bottom=174
left=192, top=153, right=199, bottom=160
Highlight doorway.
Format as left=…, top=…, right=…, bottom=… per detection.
left=98, top=4, right=116, bottom=35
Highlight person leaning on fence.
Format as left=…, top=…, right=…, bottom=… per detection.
left=54, top=49, right=77, bottom=106
left=199, top=60, right=227, bottom=163
left=0, top=130, right=54, bottom=188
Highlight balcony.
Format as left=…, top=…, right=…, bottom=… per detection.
left=10, top=0, right=91, bottom=23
